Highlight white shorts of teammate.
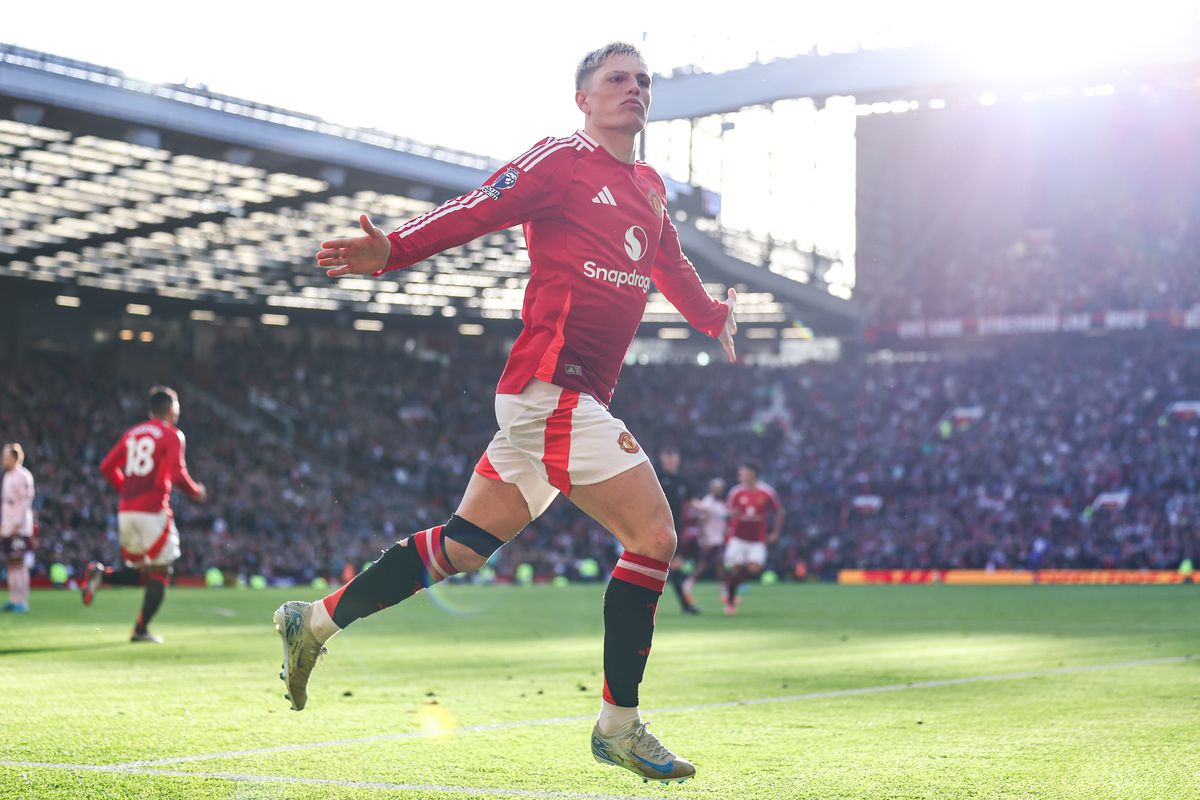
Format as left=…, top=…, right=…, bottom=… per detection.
left=475, top=379, right=650, bottom=518
left=724, top=537, right=768, bottom=570
left=117, top=510, right=181, bottom=567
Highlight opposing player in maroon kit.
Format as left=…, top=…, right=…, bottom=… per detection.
left=275, top=42, right=737, bottom=785
left=722, top=461, right=783, bottom=615
left=87, top=386, right=206, bottom=643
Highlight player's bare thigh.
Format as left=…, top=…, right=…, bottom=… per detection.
left=446, top=470, right=533, bottom=569
left=569, top=461, right=676, bottom=562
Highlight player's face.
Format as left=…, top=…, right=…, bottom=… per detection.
left=169, top=400, right=181, bottom=425
left=738, top=466, right=756, bottom=485
left=577, top=55, right=651, bottom=135
left=1, top=450, right=14, bottom=471
left=710, top=479, right=725, bottom=497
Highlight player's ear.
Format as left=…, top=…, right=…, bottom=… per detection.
left=575, top=89, right=590, bottom=114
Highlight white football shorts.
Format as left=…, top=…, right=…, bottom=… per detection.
left=117, top=510, right=180, bottom=567
left=475, top=379, right=650, bottom=519
left=724, top=537, right=768, bottom=569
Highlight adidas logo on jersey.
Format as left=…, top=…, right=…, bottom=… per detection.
left=591, top=186, right=617, bottom=206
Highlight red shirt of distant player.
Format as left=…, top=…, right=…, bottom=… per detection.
left=378, top=130, right=728, bottom=408
left=726, top=483, right=782, bottom=543
left=99, top=419, right=203, bottom=512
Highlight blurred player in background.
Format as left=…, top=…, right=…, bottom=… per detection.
left=686, top=477, right=729, bottom=600
left=723, top=461, right=783, bottom=615
left=657, top=446, right=700, bottom=614
left=86, top=386, right=206, bottom=643
left=277, top=42, right=738, bottom=785
left=2, top=443, right=36, bottom=613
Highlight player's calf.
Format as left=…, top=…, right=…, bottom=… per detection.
left=319, top=514, right=505, bottom=633
left=132, top=569, right=170, bottom=641
left=81, top=561, right=104, bottom=606
left=274, top=515, right=507, bottom=710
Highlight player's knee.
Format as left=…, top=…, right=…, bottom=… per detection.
left=447, top=545, right=488, bottom=573
left=637, top=523, right=677, bottom=562
left=442, top=514, right=506, bottom=574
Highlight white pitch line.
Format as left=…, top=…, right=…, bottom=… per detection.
left=112, top=714, right=599, bottom=768
left=0, top=762, right=657, bottom=799
left=105, top=653, right=1194, bottom=770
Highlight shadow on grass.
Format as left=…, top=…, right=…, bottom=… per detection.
left=0, top=642, right=130, bottom=657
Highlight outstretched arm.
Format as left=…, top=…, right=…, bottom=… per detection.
left=317, top=138, right=575, bottom=278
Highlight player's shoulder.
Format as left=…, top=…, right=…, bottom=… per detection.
left=633, top=158, right=665, bottom=183
left=509, top=130, right=598, bottom=173
left=757, top=482, right=780, bottom=498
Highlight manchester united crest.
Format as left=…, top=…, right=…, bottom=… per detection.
left=647, top=190, right=664, bottom=217
left=617, top=431, right=641, bottom=454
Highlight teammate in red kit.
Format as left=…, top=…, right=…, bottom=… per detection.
left=722, top=461, right=783, bottom=615
left=275, top=43, right=737, bottom=785
left=87, top=386, right=206, bottom=643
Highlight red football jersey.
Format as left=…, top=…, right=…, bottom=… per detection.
left=379, top=130, right=728, bottom=407
left=726, top=482, right=782, bottom=543
left=99, top=419, right=202, bottom=512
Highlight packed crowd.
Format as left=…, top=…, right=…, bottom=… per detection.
left=2, top=333, right=1197, bottom=583
left=864, top=212, right=1200, bottom=324
left=861, top=99, right=1200, bottom=324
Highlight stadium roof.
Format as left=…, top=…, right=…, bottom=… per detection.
left=0, top=43, right=498, bottom=192
left=648, top=37, right=1200, bottom=120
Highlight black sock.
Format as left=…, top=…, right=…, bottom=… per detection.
left=668, top=569, right=690, bottom=608
left=603, top=553, right=669, bottom=708
left=105, top=567, right=144, bottom=587
left=326, top=539, right=430, bottom=629
left=136, top=576, right=167, bottom=633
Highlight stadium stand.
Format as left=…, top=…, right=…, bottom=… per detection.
left=3, top=332, right=1197, bottom=583
left=0, top=119, right=790, bottom=325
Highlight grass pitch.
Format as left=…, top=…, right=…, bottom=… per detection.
left=0, top=582, right=1197, bottom=799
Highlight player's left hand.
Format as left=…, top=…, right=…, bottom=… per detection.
left=718, top=287, right=738, bottom=363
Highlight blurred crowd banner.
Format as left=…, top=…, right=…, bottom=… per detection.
left=869, top=308, right=1200, bottom=342
left=839, top=570, right=1191, bottom=585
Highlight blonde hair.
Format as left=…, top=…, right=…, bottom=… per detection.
left=575, top=42, right=645, bottom=90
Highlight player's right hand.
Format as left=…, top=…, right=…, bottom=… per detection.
left=195, top=484, right=208, bottom=503
left=316, top=214, right=391, bottom=277
left=718, top=287, right=738, bottom=363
